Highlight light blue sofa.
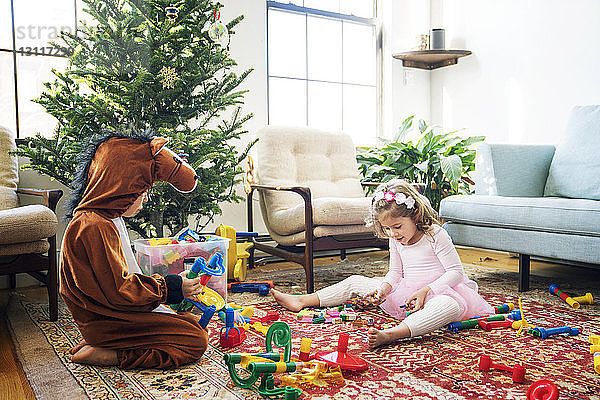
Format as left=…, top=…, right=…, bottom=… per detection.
left=440, top=106, right=600, bottom=291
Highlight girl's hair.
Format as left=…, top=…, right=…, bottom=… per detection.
left=365, top=179, right=440, bottom=238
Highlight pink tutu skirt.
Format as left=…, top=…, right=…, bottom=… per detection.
left=379, top=276, right=493, bottom=320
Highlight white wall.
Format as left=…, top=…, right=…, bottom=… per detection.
left=426, top=0, right=600, bottom=143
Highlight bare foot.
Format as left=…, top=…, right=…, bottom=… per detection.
left=368, top=323, right=411, bottom=348
left=71, top=345, right=118, bottom=366
left=270, top=289, right=319, bottom=312
left=69, top=339, right=88, bottom=355
left=368, top=327, right=395, bottom=348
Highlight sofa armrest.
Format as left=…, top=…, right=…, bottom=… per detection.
left=475, top=144, right=556, bottom=197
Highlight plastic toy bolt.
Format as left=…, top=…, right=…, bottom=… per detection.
left=479, top=319, right=515, bottom=331
left=572, top=292, right=594, bottom=305
left=531, top=326, right=580, bottom=340
left=548, top=284, right=580, bottom=309
left=526, top=379, right=559, bottom=400
left=478, top=354, right=526, bottom=383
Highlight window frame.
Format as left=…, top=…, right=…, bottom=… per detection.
left=1, top=0, right=78, bottom=139
left=266, top=0, right=383, bottom=142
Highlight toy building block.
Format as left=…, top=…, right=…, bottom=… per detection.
left=146, top=238, right=174, bottom=246
left=215, top=224, right=255, bottom=281
left=494, top=303, right=515, bottom=314
left=228, top=280, right=274, bottom=289
left=314, top=333, right=368, bottom=372
left=162, top=250, right=181, bottom=265
left=590, top=335, right=600, bottom=345
left=526, top=379, right=559, bottom=400
left=230, top=282, right=271, bottom=296
left=572, top=292, right=594, bottom=305
left=178, top=228, right=204, bottom=242
left=595, top=352, right=600, bottom=375
left=531, top=326, right=580, bottom=340
left=220, top=308, right=247, bottom=348
left=479, top=319, right=515, bottom=332
left=258, top=311, right=280, bottom=323
left=478, top=354, right=526, bottom=383
left=299, top=337, right=312, bottom=361
left=548, top=284, right=580, bottom=309
left=198, top=305, right=216, bottom=330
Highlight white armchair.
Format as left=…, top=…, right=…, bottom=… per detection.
left=247, top=126, right=386, bottom=293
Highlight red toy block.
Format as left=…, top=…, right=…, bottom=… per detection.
left=258, top=311, right=280, bottom=323
left=479, top=319, right=515, bottom=332
left=478, top=354, right=526, bottom=383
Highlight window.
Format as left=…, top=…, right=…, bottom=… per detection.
left=267, top=1, right=380, bottom=145
left=0, top=0, right=80, bottom=138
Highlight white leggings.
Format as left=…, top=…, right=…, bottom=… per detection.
left=316, top=275, right=461, bottom=337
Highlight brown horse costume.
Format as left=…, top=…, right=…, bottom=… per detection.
left=60, top=133, right=207, bottom=369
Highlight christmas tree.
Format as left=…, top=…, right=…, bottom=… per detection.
left=14, top=0, right=255, bottom=237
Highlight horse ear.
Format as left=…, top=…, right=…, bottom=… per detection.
left=150, top=137, right=169, bottom=156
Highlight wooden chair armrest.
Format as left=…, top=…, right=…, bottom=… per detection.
left=361, top=181, right=380, bottom=188
left=17, top=188, right=64, bottom=213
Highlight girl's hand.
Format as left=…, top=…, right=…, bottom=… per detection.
left=364, top=282, right=392, bottom=305
left=405, top=286, right=431, bottom=312
left=179, top=271, right=203, bottom=298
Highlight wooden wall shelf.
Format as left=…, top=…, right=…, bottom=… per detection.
left=392, top=50, right=472, bottom=70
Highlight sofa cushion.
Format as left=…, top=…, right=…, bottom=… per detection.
left=0, top=125, right=19, bottom=211
left=0, top=204, right=58, bottom=244
left=0, top=240, right=50, bottom=256
left=440, top=195, right=600, bottom=237
left=544, top=105, right=600, bottom=200
left=267, top=196, right=372, bottom=236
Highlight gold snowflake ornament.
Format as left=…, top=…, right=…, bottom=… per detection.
left=159, top=66, right=178, bottom=89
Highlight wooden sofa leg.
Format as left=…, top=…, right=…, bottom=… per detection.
left=518, top=254, right=530, bottom=292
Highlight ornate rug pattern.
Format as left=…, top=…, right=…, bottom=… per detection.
left=6, top=261, right=600, bottom=400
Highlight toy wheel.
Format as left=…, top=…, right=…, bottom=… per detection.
left=526, top=379, right=559, bottom=400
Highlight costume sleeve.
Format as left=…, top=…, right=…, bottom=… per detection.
left=78, top=221, right=169, bottom=312
left=382, top=238, right=404, bottom=286
left=427, top=227, right=464, bottom=292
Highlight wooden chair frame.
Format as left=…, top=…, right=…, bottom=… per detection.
left=246, top=182, right=388, bottom=293
left=1, top=188, right=63, bottom=321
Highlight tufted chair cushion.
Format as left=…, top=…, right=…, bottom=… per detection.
left=255, top=126, right=370, bottom=238
left=0, top=125, right=19, bottom=210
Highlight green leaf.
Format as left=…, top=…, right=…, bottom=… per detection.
left=394, top=115, right=414, bottom=142
left=440, top=154, right=462, bottom=191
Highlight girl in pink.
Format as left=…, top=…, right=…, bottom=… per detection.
left=271, top=179, right=493, bottom=347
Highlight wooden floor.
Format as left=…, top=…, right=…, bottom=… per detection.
left=0, top=247, right=597, bottom=400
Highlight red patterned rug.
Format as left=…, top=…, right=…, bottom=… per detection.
left=5, top=261, right=600, bottom=400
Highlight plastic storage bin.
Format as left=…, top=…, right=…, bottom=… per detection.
left=133, top=236, right=229, bottom=304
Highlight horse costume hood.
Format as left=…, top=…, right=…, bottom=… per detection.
left=60, top=132, right=207, bottom=369
left=67, top=132, right=197, bottom=219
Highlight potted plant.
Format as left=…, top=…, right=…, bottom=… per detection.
left=356, top=115, right=484, bottom=210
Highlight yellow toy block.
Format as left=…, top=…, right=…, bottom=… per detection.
left=572, top=293, right=594, bottom=305
left=590, top=335, right=600, bottom=345
left=215, top=224, right=254, bottom=281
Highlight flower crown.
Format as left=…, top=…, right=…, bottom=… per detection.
left=373, top=190, right=416, bottom=209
